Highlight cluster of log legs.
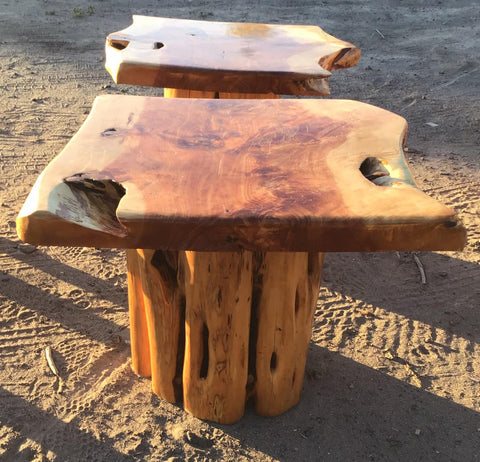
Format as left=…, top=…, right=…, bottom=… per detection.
left=126, top=249, right=324, bottom=423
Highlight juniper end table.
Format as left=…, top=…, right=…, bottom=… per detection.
left=17, top=95, right=466, bottom=423
left=104, top=15, right=361, bottom=96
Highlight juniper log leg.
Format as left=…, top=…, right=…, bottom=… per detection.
left=163, top=89, right=216, bottom=98
left=181, top=250, right=253, bottom=424
left=253, top=252, right=324, bottom=416
left=135, top=249, right=185, bottom=403
left=126, top=249, right=152, bottom=377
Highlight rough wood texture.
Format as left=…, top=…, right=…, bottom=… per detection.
left=134, top=249, right=184, bottom=402
left=126, top=249, right=151, bottom=377
left=17, top=95, right=466, bottom=252
left=105, top=16, right=360, bottom=95
left=253, top=252, right=324, bottom=416
left=125, top=246, right=322, bottom=421
left=181, top=251, right=253, bottom=423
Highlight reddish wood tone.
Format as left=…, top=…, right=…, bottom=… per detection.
left=17, top=95, right=466, bottom=252
left=126, top=249, right=152, bottom=377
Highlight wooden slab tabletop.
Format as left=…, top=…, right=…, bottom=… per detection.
left=17, top=95, right=466, bottom=252
left=105, top=16, right=360, bottom=95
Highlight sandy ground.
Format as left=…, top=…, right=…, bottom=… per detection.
left=1, top=0, right=480, bottom=460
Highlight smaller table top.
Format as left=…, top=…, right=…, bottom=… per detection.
left=17, top=95, right=465, bottom=252
left=105, top=16, right=360, bottom=95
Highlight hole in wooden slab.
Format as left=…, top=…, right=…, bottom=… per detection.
left=360, top=157, right=416, bottom=188
left=200, top=323, right=210, bottom=379
left=153, top=42, right=164, bottom=49
left=101, top=127, right=117, bottom=137
left=270, top=352, right=277, bottom=372
left=444, top=220, right=459, bottom=228
left=360, top=157, right=390, bottom=185
left=108, top=38, right=129, bottom=51
left=62, top=173, right=127, bottom=237
left=330, top=47, right=351, bottom=68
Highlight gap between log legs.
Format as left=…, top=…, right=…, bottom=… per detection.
left=181, top=250, right=253, bottom=424
left=126, top=249, right=152, bottom=377
left=253, top=252, right=324, bottom=416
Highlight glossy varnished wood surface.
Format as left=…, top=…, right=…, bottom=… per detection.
left=105, top=16, right=360, bottom=95
left=17, top=95, right=466, bottom=251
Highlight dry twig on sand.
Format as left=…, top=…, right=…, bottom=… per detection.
left=413, top=253, right=427, bottom=284
left=45, top=346, right=59, bottom=377
left=45, top=346, right=65, bottom=393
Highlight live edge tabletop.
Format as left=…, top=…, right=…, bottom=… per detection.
left=17, top=95, right=465, bottom=252
left=105, top=16, right=360, bottom=95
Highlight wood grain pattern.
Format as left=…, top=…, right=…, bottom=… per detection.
left=17, top=95, right=466, bottom=252
left=105, top=16, right=360, bottom=95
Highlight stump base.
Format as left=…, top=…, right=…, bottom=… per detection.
left=127, top=249, right=323, bottom=423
